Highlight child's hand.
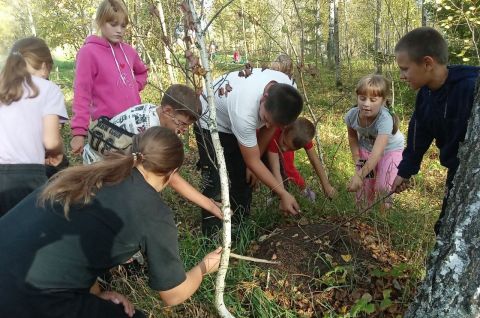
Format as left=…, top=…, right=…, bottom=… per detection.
left=347, top=175, right=363, bottom=192
left=245, top=168, right=258, bottom=188
left=392, top=176, right=410, bottom=193
left=98, top=291, right=135, bottom=317
left=201, top=247, right=222, bottom=275
left=324, top=185, right=337, bottom=199
left=70, top=135, right=85, bottom=155
left=279, top=191, right=300, bottom=215
left=45, top=153, right=64, bottom=167
left=209, top=199, right=223, bottom=220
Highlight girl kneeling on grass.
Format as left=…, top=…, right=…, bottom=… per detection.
left=0, top=126, right=221, bottom=318
left=345, top=74, right=404, bottom=209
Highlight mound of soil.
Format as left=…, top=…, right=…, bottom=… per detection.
left=251, top=219, right=411, bottom=317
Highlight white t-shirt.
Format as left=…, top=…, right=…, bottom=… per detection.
left=344, top=106, right=404, bottom=153
left=0, top=76, right=68, bottom=164
left=199, top=68, right=296, bottom=147
left=110, top=103, right=160, bottom=134
left=82, top=103, right=161, bottom=164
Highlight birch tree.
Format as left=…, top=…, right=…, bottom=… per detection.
left=404, top=77, right=480, bottom=317
left=333, top=0, right=341, bottom=87
left=156, top=0, right=176, bottom=83
left=327, top=0, right=335, bottom=67
left=374, top=0, right=382, bottom=73
left=182, top=1, right=235, bottom=317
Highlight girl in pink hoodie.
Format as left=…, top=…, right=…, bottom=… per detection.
left=70, top=0, right=148, bottom=155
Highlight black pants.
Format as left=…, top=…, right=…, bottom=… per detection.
left=0, top=164, right=47, bottom=217
left=194, top=125, right=252, bottom=236
left=0, top=286, right=146, bottom=318
left=434, top=167, right=457, bottom=235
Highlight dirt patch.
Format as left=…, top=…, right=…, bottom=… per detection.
left=251, top=219, right=412, bottom=317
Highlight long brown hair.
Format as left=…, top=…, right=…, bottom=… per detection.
left=0, top=37, right=53, bottom=105
left=39, top=127, right=184, bottom=216
left=355, top=74, right=399, bottom=134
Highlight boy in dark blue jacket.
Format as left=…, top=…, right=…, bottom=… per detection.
left=392, top=27, right=480, bottom=234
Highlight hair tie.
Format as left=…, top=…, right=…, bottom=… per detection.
left=132, top=152, right=143, bottom=162
left=11, top=51, right=22, bottom=57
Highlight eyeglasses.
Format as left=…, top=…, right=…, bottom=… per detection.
left=164, top=111, right=190, bottom=128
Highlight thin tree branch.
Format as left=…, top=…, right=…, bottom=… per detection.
left=202, top=0, right=236, bottom=34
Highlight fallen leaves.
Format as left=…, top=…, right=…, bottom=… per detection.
left=250, top=221, right=413, bottom=317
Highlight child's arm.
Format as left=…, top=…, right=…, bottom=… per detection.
left=347, top=134, right=389, bottom=192
left=257, top=126, right=276, bottom=156
left=305, top=147, right=337, bottom=199
left=239, top=144, right=300, bottom=215
left=347, top=126, right=360, bottom=163
left=267, top=151, right=286, bottom=190
left=132, top=50, right=148, bottom=91
left=169, top=173, right=223, bottom=219
left=71, top=48, right=95, bottom=154
left=43, top=114, right=64, bottom=164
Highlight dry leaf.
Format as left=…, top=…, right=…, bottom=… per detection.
left=341, top=254, right=352, bottom=263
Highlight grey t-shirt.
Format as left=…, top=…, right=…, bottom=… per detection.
left=344, top=106, right=404, bottom=152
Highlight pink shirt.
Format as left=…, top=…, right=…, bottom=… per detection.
left=71, top=35, right=148, bottom=136
left=0, top=76, right=68, bottom=164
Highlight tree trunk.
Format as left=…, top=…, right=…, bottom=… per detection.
left=241, top=0, right=249, bottom=62
left=157, top=0, right=176, bottom=83
left=421, top=0, right=427, bottom=27
left=185, top=1, right=234, bottom=317
left=405, top=77, right=480, bottom=317
left=333, top=0, right=341, bottom=87
left=343, top=0, right=351, bottom=77
left=315, top=0, right=323, bottom=67
left=374, top=0, right=382, bottom=74
left=25, top=0, right=36, bottom=36
left=327, top=0, right=335, bottom=67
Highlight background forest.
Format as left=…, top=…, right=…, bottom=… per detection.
left=0, top=0, right=479, bottom=317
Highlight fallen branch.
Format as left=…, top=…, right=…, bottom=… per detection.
left=230, top=252, right=281, bottom=265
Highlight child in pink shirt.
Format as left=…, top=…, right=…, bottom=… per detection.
left=70, top=0, right=148, bottom=155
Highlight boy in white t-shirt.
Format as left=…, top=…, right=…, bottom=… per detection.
left=84, top=84, right=223, bottom=220
left=196, top=68, right=303, bottom=235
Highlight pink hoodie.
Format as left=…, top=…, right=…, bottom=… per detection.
left=71, top=35, right=148, bottom=136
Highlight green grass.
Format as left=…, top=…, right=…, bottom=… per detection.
left=53, top=58, right=443, bottom=317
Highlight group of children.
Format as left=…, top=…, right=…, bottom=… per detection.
left=0, top=0, right=478, bottom=314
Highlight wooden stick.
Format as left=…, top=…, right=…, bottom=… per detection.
left=230, top=252, right=281, bottom=265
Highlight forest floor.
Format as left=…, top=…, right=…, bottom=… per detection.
left=56, top=58, right=444, bottom=317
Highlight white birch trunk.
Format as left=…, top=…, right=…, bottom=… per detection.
left=374, top=0, right=382, bottom=74
left=404, top=78, right=480, bottom=317
left=25, top=0, right=36, bottom=36
left=327, top=0, right=335, bottom=66
left=157, top=0, right=176, bottom=83
left=333, top=0, right=341, bottom=87
left=186, top=1, right=234, bottom=317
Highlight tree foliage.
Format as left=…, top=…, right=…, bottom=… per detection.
left=425, top=0, right=480, bottom=64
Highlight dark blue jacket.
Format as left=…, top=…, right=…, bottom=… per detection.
left=397, top=65, right=480, bottom=179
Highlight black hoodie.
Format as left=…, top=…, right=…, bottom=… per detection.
left=397, top=65, right=480, bottom=179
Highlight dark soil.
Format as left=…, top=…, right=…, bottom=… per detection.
left=251, top=220, right=412, bottom=317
